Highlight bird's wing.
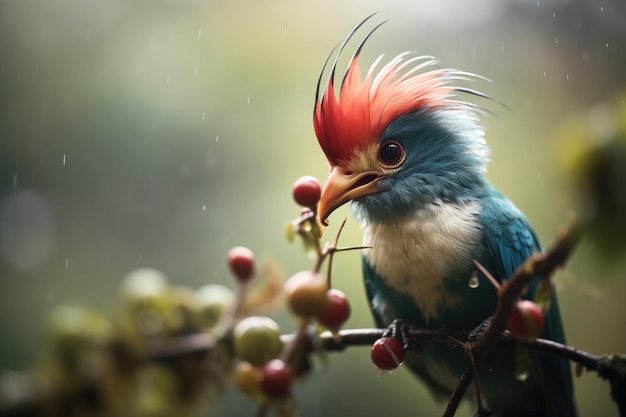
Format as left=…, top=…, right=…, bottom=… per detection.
left=480, top=195, right=576, bottom=417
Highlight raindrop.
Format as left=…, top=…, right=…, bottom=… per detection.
left=62, top=154, right=66, bottom=166
left=12, top=175, right=17, bottom=188
left=65, top=258, right=69, bottom=268
left=468, top=271, right=480, bottom=289
left=515, top=369, right=529, bottom=381
left=166, top=74, right=170, bottom=83
left=600, top=6, right=604, bottom=12
left=543, top=71, right=547, bottom=77
left=247, top=97, right=250, bottom=104
left=198, top=27, right=202, bottom=39
left=606, top=42, right=609, bottom=48
left=202, top=112, right=206, bottom=120
left=202, top=204, right=207, bottom=211
left=215, top=136, right=219, bottom=142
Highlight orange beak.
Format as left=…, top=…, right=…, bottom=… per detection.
left=317, top=166, right=383, bottom=225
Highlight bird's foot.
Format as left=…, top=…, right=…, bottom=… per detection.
left=382, top=319, right=411, bottom=349
left=468, top=316, right=492, bottom=344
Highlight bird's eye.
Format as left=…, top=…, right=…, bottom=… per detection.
left=378, top=140, right=405, bottom=167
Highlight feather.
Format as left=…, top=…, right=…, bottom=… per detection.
left=314, top=17, right=491, bottom=167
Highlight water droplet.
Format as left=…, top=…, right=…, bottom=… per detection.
left=468, top=271, right=480, bottom=289
left=202, top=112, right=205, bottom=120
left=202, top=204, right=206, bottom=211
left=198, top=27, right=202, bottom=39
left=12, top=174, right=18, bottom=188
left=62, top=154, right=66, bottom=166
left=65, top=258, right=69, bottom=268
left=515, top=369, right=529, bottom=381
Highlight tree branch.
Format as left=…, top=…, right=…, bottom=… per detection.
left=441, top=220, right=582, bottom=416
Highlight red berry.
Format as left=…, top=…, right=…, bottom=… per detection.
left=292, top=176, right=322, bottom=209
left=316, top=289, right=351, bottom=333
left=227, top=246, right=255, bottom=283
left=284, top=271, right=330, bottom=318
left=260, top=359, right=292, bottom=398
left=507, top=300, right=545, bottom=342
left=371, top=337, right=405, bottom=371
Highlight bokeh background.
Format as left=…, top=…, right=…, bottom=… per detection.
left=1, top=0, right=625, bottom=416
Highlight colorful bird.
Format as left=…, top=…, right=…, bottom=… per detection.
left=314, top=16, right=576, bottom=417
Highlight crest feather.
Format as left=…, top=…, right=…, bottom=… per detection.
left=314, top=17, right=489, bottom=166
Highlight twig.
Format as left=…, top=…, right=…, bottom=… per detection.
left=442, top=221, right=581, bottom=416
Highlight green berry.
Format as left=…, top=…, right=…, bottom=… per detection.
left=194, top=284, right=235, bottom=328
left=233, top=316, right=282, bottom=366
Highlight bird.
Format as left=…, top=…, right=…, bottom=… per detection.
left=313, top=15, right=576, bottom=417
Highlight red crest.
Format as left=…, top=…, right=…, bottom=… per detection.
left=314, top=17, right=487, bottom=166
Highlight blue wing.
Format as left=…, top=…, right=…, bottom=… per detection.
left=480, top=193, right=577, bottom=417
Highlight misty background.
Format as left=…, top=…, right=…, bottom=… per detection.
left=1, top=0, right=625, bottom=416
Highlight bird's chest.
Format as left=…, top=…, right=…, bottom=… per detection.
left=362, top=201, right=482, bottom=323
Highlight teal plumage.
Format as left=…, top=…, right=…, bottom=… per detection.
left=314, top=16, right=576, bottom=417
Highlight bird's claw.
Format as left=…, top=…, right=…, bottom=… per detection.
left=468, top=316, right=493, bottom=344
left=382, top=319, right=411, bottom=349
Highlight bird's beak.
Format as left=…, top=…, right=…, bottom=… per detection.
left=318, top=166, right=383, bottom=225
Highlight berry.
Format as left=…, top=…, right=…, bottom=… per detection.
left=233, top=316, right=282, bottom=366
left=120, top=268, right=169, bottom=307
left=371, top=337, right=405, bottom=371
left=316, top=289, right=351, bottom=333
left=284, top=271, right=330, bottom=318
left=261, top=359, right=292, bottom=398
left=227, top=246, right=255, bottom=283
left=507, top=300, right=545, bottom=342
left=292, top=176, right=322, bottom=209
left=193, top=284, right=235, bottom=328
left=233, top=361, right=261, bottom=397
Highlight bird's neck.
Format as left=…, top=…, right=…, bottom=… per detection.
left=362, top=200, right=482, bottom=323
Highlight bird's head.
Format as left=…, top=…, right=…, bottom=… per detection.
left=314, top=17, right=492, bottom=225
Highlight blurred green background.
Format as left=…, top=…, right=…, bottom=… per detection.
left=1, top=0, right=625, bottom=416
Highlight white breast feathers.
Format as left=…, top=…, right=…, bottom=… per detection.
left=362, top=201, right=481, bottom=322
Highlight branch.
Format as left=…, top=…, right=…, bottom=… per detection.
left=443, top=220, right=581, bottom=417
